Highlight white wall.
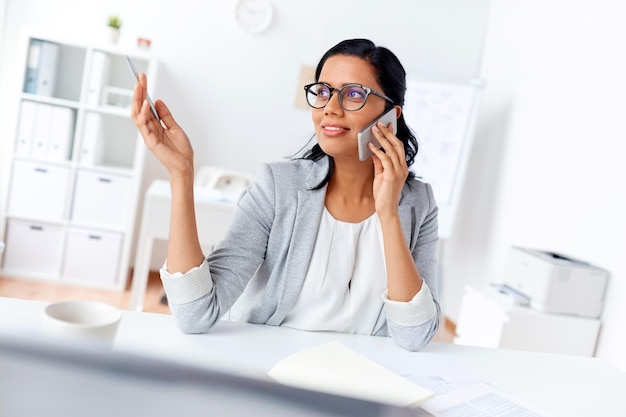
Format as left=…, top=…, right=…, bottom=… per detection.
left=0, top=0, right=6, bottom=54
left=444, top=0, right=626, bottom=370
left=0, top=0, right=489, bottom=270
left=2, top=0, right=625, bottom=372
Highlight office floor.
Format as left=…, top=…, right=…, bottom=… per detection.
left=0, top=271, right=455, bottom=342
left=0, top=270, right=170, bottom=314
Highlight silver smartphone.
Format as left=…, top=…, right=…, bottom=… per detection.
left=357, top=108, right=398, bottom=161
left=125, top=55, right=160, bottom=121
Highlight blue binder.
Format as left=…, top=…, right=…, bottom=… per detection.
left=23, top=39, right=59, bottom=96
left=23, top=39, right=42, bottom=93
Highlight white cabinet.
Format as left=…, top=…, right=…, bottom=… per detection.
left=62, top=228, right=123, bottom=285
left=454, top=285, right=601, bottom=357
left=2, top=219, right=65, bottom=279
left=0, top=31, right=157, bottom=290
left=7, top=160, right=71, bottom=221
left=71, top=170, right=132, bottom=230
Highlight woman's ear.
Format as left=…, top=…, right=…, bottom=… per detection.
left=394, top=105, right=402, bottom=119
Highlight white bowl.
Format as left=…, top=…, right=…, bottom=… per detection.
left=43, top=300, right=121, bottom=348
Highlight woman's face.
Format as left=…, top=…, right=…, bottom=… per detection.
left=312, top=55, right=388, bottom=160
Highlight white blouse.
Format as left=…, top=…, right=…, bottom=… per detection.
left=162, top=210, right=438, bottom=332
left=281, top=207, right=387, bottom=334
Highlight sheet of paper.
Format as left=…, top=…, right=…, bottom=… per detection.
left=366, top=351, right=497, bottom=396
left=420, top=383, right=554, bottom=417
left=365, top=351, right=553, bottom=417
left=267, top=341, right=433, bottom=408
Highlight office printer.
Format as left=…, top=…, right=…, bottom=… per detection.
left=501, top=246, right=609, bottom=318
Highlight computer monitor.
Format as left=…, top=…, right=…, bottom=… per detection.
left=0, top=334, right=427, bottom=417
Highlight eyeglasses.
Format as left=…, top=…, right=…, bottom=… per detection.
left=303, top=82, right=394, bottom=112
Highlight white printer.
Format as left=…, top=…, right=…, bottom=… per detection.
left=502, top=246, right=609, bottom=318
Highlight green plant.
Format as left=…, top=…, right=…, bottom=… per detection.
left=107, top=15, right=122, bottom=29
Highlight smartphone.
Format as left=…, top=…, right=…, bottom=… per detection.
left=125, top=55, right=160, bottom=121
left=357, top=107, right=398, bottom=161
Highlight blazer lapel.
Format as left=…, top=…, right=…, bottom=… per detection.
left=266, top=158, right=328, bottom=325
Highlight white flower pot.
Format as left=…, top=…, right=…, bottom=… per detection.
left=107, top=27, right=120, bottom=44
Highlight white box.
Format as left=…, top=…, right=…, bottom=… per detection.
left=454, top=285, right=601, bottom=356
left=2, top=219, right=64, bottom=278
left=503, top=246, right=610, bottom=318
left=7, top=160, right=70, bottom=221
left=70, top=170, right=132, bottom=230
left=62, top=228, right=122, bottom=285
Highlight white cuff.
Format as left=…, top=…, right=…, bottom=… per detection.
left=160, top=259, right=214, bottom=304
left=382, top=282, right=436, bottom=326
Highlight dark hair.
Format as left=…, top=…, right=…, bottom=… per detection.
left=299, top=38, right=419, bottom=188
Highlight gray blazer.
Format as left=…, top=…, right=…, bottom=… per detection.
left=167, top=157, right=440, bottom=351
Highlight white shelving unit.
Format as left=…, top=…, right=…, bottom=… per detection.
left=0, top=31, right=157, bottom=290
left=453, top=285, right=602, bottom=357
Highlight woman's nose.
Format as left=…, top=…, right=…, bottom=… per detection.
left=324, top=91, right=344, bottom=115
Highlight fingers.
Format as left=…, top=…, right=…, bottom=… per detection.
left=369, top=121, right=409, bottom=213
left=131, top=73, right=154, bottom=119
left=130, top=75, right=145, bottom=121
left=154, top=99, right=175, bottom=130
left=369, top=122, right=407, bottom=172
left=132, top=74, right=151, bottom=123
left=131, top=73, right=173, bottom=132
left=130, top=73, right=164, bottom=152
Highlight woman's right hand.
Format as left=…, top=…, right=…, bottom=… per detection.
left=131, top=73, right=195, bottom=179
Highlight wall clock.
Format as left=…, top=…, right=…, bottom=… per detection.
left=235, top=0, right=274, bottom=35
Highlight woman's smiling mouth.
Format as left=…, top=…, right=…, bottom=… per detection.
left=322, top=124, right=350, bottom=137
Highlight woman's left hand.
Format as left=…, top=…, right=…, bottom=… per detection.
left=369, top=121, right=408, bottom=216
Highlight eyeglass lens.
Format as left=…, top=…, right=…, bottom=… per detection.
left=306, top=83, right=369, bottom=111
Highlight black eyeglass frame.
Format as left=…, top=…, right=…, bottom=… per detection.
left=303, top=82, right=394, bottom=111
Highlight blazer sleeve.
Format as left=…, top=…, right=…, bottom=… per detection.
left=164, top=163, right=277, bottom=333
left=381, top=181, right=441, bottom=351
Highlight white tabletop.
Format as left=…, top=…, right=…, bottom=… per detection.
left=2, top=296, right=625, bottom=417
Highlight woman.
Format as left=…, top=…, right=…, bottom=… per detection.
left=131, top=39, right=440, bottom=351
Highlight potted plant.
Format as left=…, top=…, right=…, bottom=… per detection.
left=107, top=15, right=122, bottom=43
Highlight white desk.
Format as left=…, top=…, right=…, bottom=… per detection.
left=130, top=180, right=236, bottom=311
left=1, top=296, right=625, bottom=417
